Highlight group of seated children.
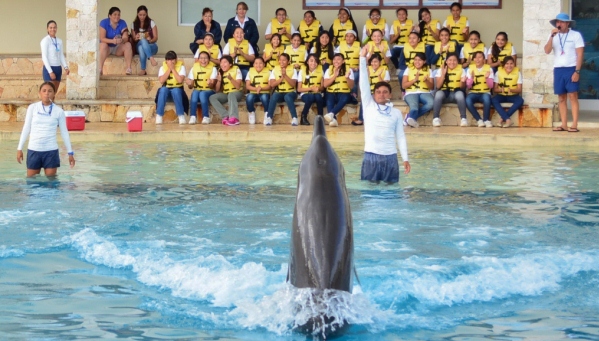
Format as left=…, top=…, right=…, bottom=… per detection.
left=155, top=2, right=522, bottom=127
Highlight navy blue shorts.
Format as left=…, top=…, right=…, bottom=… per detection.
left=360, top=152, right=400, bottom=184
left=43, top=66, right=63, bottom=82
left=27, top=149, right=60, bottom=170
left=554, top=67, right=579, bottom=95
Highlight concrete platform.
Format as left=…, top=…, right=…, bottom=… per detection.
left=1, top=122, right=597, bottom=148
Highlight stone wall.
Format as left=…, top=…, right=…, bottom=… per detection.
left=522, top=0, right=561, bottom=104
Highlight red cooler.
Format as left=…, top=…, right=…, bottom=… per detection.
left=64, top=111, right=86, bottom=131
left=126, top=111, right=143, bottom=132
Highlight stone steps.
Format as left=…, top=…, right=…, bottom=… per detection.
left=0, top=97, right=554, bottom=128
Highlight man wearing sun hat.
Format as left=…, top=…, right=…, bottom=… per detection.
left=544, top=13, right=585, bottom=132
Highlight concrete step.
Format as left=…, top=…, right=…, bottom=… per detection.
left=0, top=74, right=66, bottom=100
left=0, top=54, right=197, bottom=76
left=1, top=97, right=553, bottom=128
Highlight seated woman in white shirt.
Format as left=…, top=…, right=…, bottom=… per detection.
left=465, top=51, right=494, bottom=128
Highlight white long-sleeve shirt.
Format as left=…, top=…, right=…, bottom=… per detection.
left=359, top=57, right=408, bottom=161
left=17, top=102, right=73, bottom=153
left=40, top=35, right=68, bottom=73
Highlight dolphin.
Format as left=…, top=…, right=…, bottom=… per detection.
left=288, top=115, right=354, bottom=292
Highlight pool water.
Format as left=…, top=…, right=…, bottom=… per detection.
left=1, top=141, right=599, bottom=340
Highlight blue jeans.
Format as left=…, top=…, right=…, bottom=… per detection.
left=246, top=93, right=270, bottom=113
left=425, top=45, right=435, bottom=67
left=137, top=40, right=158, bottom=70
left=239, top=66, right=250, bottom=83
left=491, top=94, right=524, bottom=121
left=325, top=92, right=352, bottom=117
left=156, top=87, right=185, bottom=116
left=404, top=93, right=434, bottom=120
left=267, top=92, right=298, bottom=119
left=391, top=46, right=403, bottom=69
left=189, top=90, right=214, bottom=117
left=351, top=70, right=359, bottom=103
left=301, top=93, right=324, bottom=117
left=434, top=90, right=466, bottom=119
left=466, top=93, right=492, bottom=121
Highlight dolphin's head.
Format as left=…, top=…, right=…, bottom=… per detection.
left=312, top=115, right=327, bottom=141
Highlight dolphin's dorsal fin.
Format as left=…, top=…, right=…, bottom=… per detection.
left=312, top=115, right=327, bottom=140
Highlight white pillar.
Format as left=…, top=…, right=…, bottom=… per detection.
left=522, top=0, right=562, bottom=104
left=65, top=0, right=98, bottom=99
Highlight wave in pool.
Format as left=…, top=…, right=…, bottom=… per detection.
left=65, top=227, right=599, bottom=336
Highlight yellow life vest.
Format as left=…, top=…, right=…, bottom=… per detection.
left=496, top=67, right=520, bottom=96
left=272, top=66, right=296, bottom=92
left=469, top=64, right=492, bottom=93
left=337, top=41, right=361, bottom=69
left=434, top=41, right=457, bottom=67
left=364, top=18, right=387, bottom=40
left=301, top=65, right=324, bottom=92
left=493, top=42, right=513, bottom=63
left=199, top=44, right=220, bottom=68
left=367, top=41, right=390, bottom=66
left=331, top=19, right=356, bottom=46
left=317, top=47, right=332, bottom=65
left=271, top=18, right=292, bottom=45
left=440, top=65, right=464, bottom=91
left=421, top=19, right=440, bottom=46
left=228, top=38, right=251, bottom=66
left=405, top=66, right=431, bottom=93
left=247, top=67, right=271, bottom=94
left=326, top=66, right=351, bottom=93
left=403, top=42, right=426, bottom=68
left=462, top=42, right=485, bottom=66
left=264, top=43, right=285, bottom=70
left=445, top=15, right=468, bottom=44
left=162, top=61, right=184, bottom=88
left=191, top=63, right=213, bottom=91
left=298, top=19, right=321, bottom=44
left=391, top=19, right=414, bottom=45
left=284, top=45, right=308, bottom=69
left=221, top=65, right=241, bottom=93
left=368, top=65, right=389, bottom=93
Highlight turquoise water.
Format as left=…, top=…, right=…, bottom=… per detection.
left=1, top=141, right=599, bottom=340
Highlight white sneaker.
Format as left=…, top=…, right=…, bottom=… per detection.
left=265, top=117, right=272, bottom=126
left=201, top=116, right=210, bottom=124
left=324, top=113, right=334, bottom=123
left=460, top=118, right=469, bottom=127
left=477, top=119, right=485, bottom=127
left=329, top=118, right=338, bottom=127
left=248, top=112, right=256, bottom=125
left=406, top=117, right=419, bottom=128
left=155, top=115, right=163, bottom=125
left=432, top=117, right=441, bottom=127
left=291, top=117, right=298, bottom=126
left=189, top=116, right=197, bottom=125
left=179, top=115, right=187, bottom=125
left=263, top=112, right=269, bottom=126
left=484, top=120, right=493, bottom=128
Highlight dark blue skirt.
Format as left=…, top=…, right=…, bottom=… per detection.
left=360, top=152, right=400, bottom=183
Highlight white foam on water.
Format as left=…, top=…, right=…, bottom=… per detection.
left=396, top=250, right=599, bottom=306
left=0, top=246, right=24, bottom=258
left=0, top=210, right=46, bottom=226
left=65, top=228, right=396, bottom=336
left=229, top=285, right=396, bottom=337
left=65, top=228, right=599, bottom=336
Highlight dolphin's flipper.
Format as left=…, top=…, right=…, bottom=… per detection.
left=353, top=266, right=361, bottom=287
